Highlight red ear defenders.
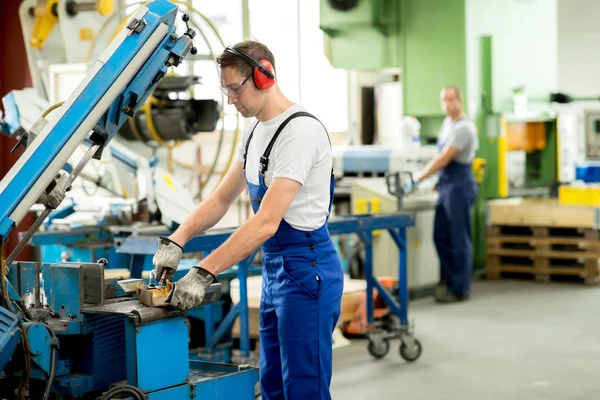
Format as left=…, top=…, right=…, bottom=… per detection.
left=224, top=46, right=275, bottom=90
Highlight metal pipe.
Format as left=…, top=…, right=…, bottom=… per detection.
left=34, top=262, right=41, bottom=308
left=480, top=35, right=493, bottom=113
left=66, top=1, right=97, bottom=16
left=6, top=208, right=51, bottom=266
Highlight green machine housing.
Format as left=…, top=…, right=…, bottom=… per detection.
left=319, top=0, right=558, bottom=272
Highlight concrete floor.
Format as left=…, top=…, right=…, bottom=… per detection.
left=330, top=280, right=600, bottom=400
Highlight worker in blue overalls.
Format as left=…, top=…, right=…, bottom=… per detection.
left=412, top=86, right=478, bottom=303
left=151, top=40, right=344, bottom=400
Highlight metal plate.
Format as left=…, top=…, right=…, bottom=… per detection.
left=189, top=369, right=232, bottom=382
left=84, top=299, right=147, bottom=315
left=84, top=284, right=222, bottom=325
left=81, top=263, right=105, bottom=305
left=83, top=299, right=184, bottom=324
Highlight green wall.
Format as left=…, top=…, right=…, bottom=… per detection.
left=320, top=0, right=401, bottom=69
left=320, top=0, right=467, bottom=139
left=400, top=0, right=466, bottom=115
left=400, top=0, right=466, bottom=138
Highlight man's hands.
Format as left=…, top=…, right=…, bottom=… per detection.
left=166, top=267, right=215, bottom=310
left=152, top=237, right=183, bottom=282
left=403, top=177, right=419, bottom=195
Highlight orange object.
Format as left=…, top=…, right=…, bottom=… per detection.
left=343, top=277, right=397, bottom=336
left=505, top=121, right=546, bottom=152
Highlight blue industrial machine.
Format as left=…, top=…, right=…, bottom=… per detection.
left=116, top=209, right=423, bottom=363
left=0, top=1, right=258, bottom=398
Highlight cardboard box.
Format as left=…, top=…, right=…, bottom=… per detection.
left=231, top=278, right=367, bottom=338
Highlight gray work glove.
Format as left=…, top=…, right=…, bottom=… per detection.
left=166, top=267, right=215, bottom=310
left=152, top=237, right=183, bottom=283
left=403, top=177, right=419, bottom=195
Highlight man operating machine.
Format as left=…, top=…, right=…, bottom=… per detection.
left=0, top=1, right=257, bottom=398
left=412, top=86, right=479, bottom=303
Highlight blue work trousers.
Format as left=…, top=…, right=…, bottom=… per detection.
left=433, top=177, right=477, bottom=297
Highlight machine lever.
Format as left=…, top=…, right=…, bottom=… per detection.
left=182, top=14, right=198, bottom=55
left=385, top=170, right=414, bottom=211
left=157, top=269, right=168, bottom=289
left=386, top=171, right=414, bottom=196
left=10, top=132, right=28, bottom=153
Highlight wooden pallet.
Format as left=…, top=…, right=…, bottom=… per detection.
left=486, top=225, right=600, bottom=284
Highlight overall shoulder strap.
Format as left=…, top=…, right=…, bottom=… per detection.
left=242, top=121, right=260, bottom=170
left=259, top=111, right=331, bottom=175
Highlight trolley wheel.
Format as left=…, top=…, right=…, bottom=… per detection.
left=367, top=338, right=390, bottom=359
left=399, top=339, right=422, bottom=362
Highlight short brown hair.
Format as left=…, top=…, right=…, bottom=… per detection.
left=216, top=40, right=276, bottom=77
left=443, top=85, right=462, bottom=101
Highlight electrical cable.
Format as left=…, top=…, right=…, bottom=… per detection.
left=16, top=319, right=31, bottom=400
left=218, top=113, right=241, bottom=186
left=42, top=325, right=58, bottom=400
left=169, top=2, right=241, bottom=192
left=84, top=1, right=149, bottom=64
left=183, top=10, right=227, bottom=193
left=0, top=248, right=32, bottom=322
left=1, top=245, right=11, bottom=311
left=141, top=95, right=166, bottom=146
left=126, top=113, right=149, bottom=144
left=97, top=384, right=146, bottom=400
left=10, top=299, right=33, bottom=322
left=86, top=2, right=240, bottom=196
left=1, top=247, right=30, bottom=400
left=130, top=3, right=231, bottom=190
left=41, top=101, right=64, bottom=118
left=42, top=347, right=57, bottom=400
left=81, top=175, right=100, bottom=197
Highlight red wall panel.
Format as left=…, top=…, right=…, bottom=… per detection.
left=1, top=0, right=35, bottom=260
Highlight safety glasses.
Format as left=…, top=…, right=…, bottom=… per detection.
left=220, top=74, right=252, bottom=98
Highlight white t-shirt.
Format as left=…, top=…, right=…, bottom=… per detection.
left=234, top=104, right=332, bottom=231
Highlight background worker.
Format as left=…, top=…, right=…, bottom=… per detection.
left=151, top=40, right=344, bottom=400
left=411, top=85, right=478, bottom=303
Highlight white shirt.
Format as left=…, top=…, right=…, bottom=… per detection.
left=235, top=104, right=332, bottom=231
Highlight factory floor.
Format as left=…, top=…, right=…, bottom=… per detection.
left=330, top=280, right=600, bottom=400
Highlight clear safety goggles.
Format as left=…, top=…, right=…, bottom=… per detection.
left=220, top=74, right=252, bottom=98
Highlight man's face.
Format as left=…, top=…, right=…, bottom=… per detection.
left=440, top=88, right=461, bottom=117
left=220, top=66, right=259, bottom=118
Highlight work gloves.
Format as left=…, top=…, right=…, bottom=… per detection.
left=403, top=178, right=419, bottom=195
left=153, top=237, right=216, bottom=310
left=166, top=267, right=215, bottom=310
left=152, top=237, right=183, bottom=282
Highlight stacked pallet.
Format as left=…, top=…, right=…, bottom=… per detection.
left=486, top=225, right=600, bottom=284
left=486, top=198, right=600, bottom=284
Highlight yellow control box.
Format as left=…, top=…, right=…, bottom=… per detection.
left=559, top=185, right=600, bottom=206
left=354, top=198, right=382, bottom=236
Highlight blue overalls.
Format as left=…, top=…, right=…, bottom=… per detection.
left=433, top=120, right=478, bottom=298
left=242, top=111, right=344, bottom=400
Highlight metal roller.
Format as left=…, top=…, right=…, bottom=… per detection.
left=131, top=306, right=181, bottom=323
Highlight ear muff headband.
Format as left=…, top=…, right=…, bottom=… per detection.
left=224, top=46, right=275, bottom=90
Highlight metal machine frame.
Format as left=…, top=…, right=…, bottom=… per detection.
left=0, top=1, right=259, bottom=398
left=116, top=211, right=423, bottom=363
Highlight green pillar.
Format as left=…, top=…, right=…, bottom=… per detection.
left=242, top=0, right=250, bottom=40
left=472, top=35, right=498, bottom=273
